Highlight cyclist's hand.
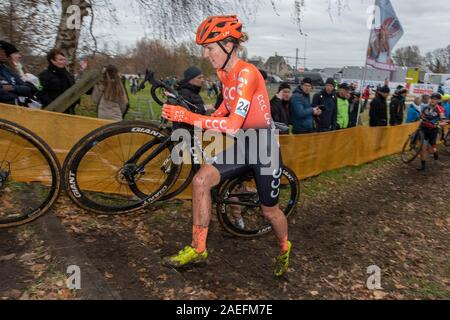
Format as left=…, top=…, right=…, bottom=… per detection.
left=162, top=104, right=192, bottom=123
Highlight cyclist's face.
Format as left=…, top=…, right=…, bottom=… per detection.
left=202, top=43, right=231, bottom=69
left=430, top=98, right=440, bottom=107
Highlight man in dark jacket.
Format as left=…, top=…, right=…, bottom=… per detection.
left=290, top=78, right=322, bottom=134
left=312, top=78, right=337, bottom=132
left=38, top=49, right=77, bottom=114
left=177, top=66, right=207, bottom=115
left=389, top=87, right=407, bottom=126
left=369, top=86, right=390, bottom=127
left=270, top=82, right=291, bottom=126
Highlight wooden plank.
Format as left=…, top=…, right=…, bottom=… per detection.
left=45, top=68, right=103, bottom=113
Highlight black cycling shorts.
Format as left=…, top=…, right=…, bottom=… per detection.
left=212, top=129, right=282, bottom=208
left=420, top=126, right=439, bottom=146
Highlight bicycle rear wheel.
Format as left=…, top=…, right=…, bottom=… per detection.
left=216, top=166, right=300, bottom=238
left=401, top=130, right=424, bottom=164
left=0, top=119, right=61, bottom=228
left=63, top=121, right=180, bottom=214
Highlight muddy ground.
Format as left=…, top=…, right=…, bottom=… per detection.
left=1, top=150, right=449, bottom=300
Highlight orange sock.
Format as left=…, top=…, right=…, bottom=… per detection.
left=279, top=236, right=289, bottom=254
left=192, top=225, right=208, bottom=254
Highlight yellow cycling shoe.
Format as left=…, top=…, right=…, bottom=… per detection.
left=274, top=241, right=292, bottom=277
left=163, top=246, right=208, bottom=268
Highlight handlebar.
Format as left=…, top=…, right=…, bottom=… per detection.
left=138, top=69, right=201, bottom=113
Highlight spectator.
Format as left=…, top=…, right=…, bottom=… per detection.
left=290, top=77, right=321, bottom=134
left=421, top=94, right=430, bottom=105
left=336, top=83, right=350, bottom=129
left=362, top=85, right=370, bottom=111
left=92, top=65, right=129, bottom=121
left=406, top=96, right=422, bottom=123
left=0, top=42, right=33, bottom=106
left=442, top=94, right=450, bottom=119
left=270, top=82, right=291, bottom=126
left=312, top=77, right=337, bottom=132
left=38, top=49, right=77, bottom=114
left=177, top=66, right=207, bottom=115
left=130, top=77, right=138, bottom=95
left=369, top=86, right=390, bottom=127
left=259, top=69, right=268, bottom=83
left=389, top=87, right=408, bottom=126
left=348, top=92, right=361, bottom=128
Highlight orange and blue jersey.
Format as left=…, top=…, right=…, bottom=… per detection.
left=190, top=59, right=273, bottom=134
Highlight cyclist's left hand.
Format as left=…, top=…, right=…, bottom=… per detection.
left=162, top=104, right=192, bottom=123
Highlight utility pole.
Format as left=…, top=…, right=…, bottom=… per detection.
left=304, top=34, right=308, bottom=69
left=281, top=49, right=306, bottom=76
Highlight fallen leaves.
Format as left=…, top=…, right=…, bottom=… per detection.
left=0, top=254, right=16, bottom=262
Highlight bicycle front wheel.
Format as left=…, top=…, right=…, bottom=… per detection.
left=63, top=121, right=180, bottom=214
left=0, top=119, right=61, bottom=228
left=401, top=130, right=424, bottom=164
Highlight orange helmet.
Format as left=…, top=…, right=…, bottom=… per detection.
left=196, top=15, right=243, bottom=45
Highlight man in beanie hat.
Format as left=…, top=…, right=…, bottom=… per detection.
left=0, top=41, right=19, bottom=58
left=270, top=82, right=291, bottom=126
left=177, top=66, right=207, bottom=115
left=312, top=78, right=337, bottom=132
left=290, top=77, right=322, bottom=134
left=369, top=85, right=390, bottom=127
left=389, top=87, right=408, bottom=126
left=0, top=42, right=33, bottom=105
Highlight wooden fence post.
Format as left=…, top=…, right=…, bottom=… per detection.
left=45, top=68, right=103, bottom=113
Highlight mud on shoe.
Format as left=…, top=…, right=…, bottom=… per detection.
left=162, top=246, right=208, bottom=268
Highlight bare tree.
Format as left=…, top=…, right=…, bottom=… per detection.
left=4, top=0, right=348, bottom=73
left=0, top=0, right=58, bottom=54
left=425, top=46, right=450, bottom=73
left=393, top=46, right=424, bottom=67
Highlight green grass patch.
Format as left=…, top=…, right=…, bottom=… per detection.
left=301, top=155, right=395, bottom=198
left=407, top=277, right=450, bottom=299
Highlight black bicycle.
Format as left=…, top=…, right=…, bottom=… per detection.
left=401, top=127, right=425, bottom=164
left=63, top=71, right=300, bottom=237
left=0, top=119, right=62, bottom=228
left=401, top=122, right=449, bottom=164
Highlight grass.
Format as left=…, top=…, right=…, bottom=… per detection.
left=301, top=155, right=395, bottom=198
left=407, top=277, right=450, bottom=299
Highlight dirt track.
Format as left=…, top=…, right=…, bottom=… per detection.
left=1, top=149, right=449, bottom=300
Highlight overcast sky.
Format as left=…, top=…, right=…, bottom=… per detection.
left=95, top=0, right=448, bottom=69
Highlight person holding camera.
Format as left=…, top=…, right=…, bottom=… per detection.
left=312, top=77, right=337, bottom=132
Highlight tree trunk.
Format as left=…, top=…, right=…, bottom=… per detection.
left=55, top=0, right=90, bottom=73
